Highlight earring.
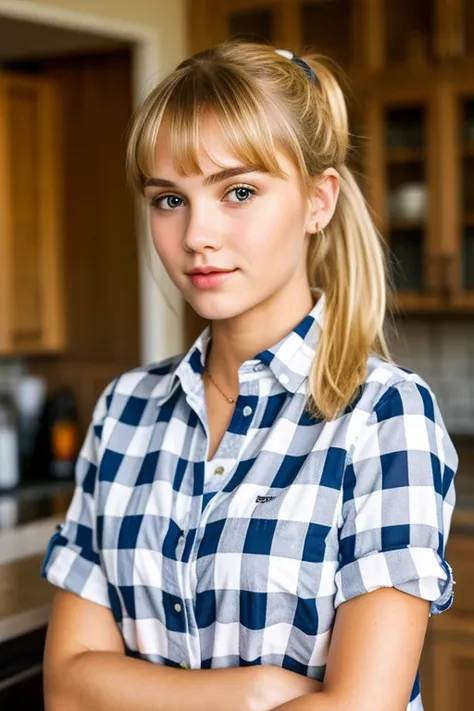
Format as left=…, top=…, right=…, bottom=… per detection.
left=315, top=222, right=321, bottom=234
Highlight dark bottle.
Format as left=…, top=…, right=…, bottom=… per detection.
left=48, top=388, right=80, bottom=480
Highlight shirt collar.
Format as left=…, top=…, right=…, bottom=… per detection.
left=157, top=291, right=325, bottom=404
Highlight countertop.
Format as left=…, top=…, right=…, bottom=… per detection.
left=0, top=480, right=72, bottom=644
left=1, top=438, right=474, bottom=645
left=0, top=516, right=62, bottom=644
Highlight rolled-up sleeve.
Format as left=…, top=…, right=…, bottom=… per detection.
left=335, top=379, right=457, bottom=615
left=41, top=380, right=116, bottom=608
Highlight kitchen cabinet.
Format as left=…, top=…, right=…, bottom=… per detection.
left=0, top=72, right=65, bottom=355
left=430, top=621, right=474, bottom=711
left=363, top=74, right=474, bottom=314
left=187, top=0, right=457, bottom=73
left=188, top=0, right=372, bottom=71
left=432, top=81, right=474, bottom=310
left=420, top=533, right=474, bottom=711
left=363, top=83, right=443, bottom=312
left=435, top=0, right=474, bottom=64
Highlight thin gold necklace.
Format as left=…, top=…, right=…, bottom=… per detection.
left=205, top=367, right=236, bottom=404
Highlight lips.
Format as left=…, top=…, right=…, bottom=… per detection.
left=187, top=268, right=237, bottom=290
left=187, top=266, right=234, bottom=275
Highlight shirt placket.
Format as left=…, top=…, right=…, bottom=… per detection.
left=178, top=375, right=261, bottom=668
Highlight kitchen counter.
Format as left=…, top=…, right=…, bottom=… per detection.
left=0, top=479, right=72, bottom=644
left=0, top=516, right=62, bottom=643
left=0, top=555, right=52, bottom=644
left=0, top=480, right=74, bottom=533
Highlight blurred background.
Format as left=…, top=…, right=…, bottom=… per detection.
left=0, top=1, right=472, bottom=709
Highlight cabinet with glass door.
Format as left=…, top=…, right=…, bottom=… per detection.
left=363, top=86, right=443, bottom=312
left=436, top=82, right=474, bottom=310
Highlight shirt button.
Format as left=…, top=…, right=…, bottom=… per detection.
left=243, top=406, right=253, bottom=416
left=174, top=603, right=182, bottom=613
left=253, top=363, right=264, bottom=372
left=279, top=373, right=289, bottom=385
left=214, top=466, right=225, bottom=475
left=180, top=662, right=189, bottom=669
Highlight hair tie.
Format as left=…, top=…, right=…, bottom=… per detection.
left=275, top=49, right=319, bottom=87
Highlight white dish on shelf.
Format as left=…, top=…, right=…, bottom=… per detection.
left=388, top=183, right=427, bottom=221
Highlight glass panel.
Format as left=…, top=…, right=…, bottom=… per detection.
left=228, top=9, right=273, bottom=43
left=463, top=158, right=474, bottom=214
left=390, top=229, right=424, bottom=290
left=385, top=107, right=425, bottom=149
left=384, top=0, right=434, bottom=66
left=385, top=106, right=427, bottom=292
left=301, top=0, right=352, bottom=67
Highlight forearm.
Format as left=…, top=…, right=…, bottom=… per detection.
left=45, top=650, right=261, bottom=711
left=272, top=689, right=406, bottom=711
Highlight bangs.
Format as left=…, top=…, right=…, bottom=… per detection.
left=127, top=64, right=302, bottom=193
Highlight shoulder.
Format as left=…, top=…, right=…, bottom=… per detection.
left=349, top=355, right=458, bottom=473
left=357, top=355, right=440, bottom=419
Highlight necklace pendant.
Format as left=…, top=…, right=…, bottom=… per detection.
left=228, top=397, right=236, bottom=404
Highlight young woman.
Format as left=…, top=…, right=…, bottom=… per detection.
left=41, top=42, right=457, bottom=711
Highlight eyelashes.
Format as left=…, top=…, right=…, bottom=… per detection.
left=149, top=184, right=257, bottom=211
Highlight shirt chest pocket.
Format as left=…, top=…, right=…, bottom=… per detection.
left=209, top=484, right=338, bottom=600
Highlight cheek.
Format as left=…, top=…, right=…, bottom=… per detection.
left=243, top=198, right=307, bottom=260
left=150, top=218, right=179, bottom=266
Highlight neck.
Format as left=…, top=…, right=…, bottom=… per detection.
left=206, top=283, right=316, bottom=387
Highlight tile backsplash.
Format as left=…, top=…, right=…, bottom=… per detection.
left=390, top=319, right=474, bottom=434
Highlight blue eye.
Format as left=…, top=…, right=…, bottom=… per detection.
left=227, top=186, right=256, bottom=203
left=151, top=195, right=183, bottom=210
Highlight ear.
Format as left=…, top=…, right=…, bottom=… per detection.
left=305, top=168, right=340, bottom=234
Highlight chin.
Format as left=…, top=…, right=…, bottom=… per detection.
left=187, top=294, right=253, bottom=322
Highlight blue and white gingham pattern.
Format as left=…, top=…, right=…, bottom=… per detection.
left=41, top=295, right=457, bottom=710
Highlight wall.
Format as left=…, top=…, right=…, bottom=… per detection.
left=20, top=0, right=188, bottom=75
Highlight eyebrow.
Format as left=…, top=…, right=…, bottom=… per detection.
left=143, top=165, right=263, bottom=189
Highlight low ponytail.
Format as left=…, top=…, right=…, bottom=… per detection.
left=302, top=55, right=392, bottom=420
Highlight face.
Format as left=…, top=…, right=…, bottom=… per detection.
left=144, top=116, right=336, bottom=323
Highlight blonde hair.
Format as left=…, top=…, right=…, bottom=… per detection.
left=126, top=41, right=392, bottom=420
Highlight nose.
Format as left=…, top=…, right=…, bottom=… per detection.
left=183, top=203, right=223, bottom=254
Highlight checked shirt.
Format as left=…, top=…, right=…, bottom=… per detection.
left=42, top=295, right=457, bottom=710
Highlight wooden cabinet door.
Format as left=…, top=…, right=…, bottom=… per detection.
left=434, top=0, right=474, bottom=63
left=372, top=0, right=447, bottom=70
left=433, top=82, right=474, bottom=310
left=426, top=533, right=474, bottom=709
left=188, top=0, right=367, bottom=69
left=0, top=73, right=64, bottom=355
left=189, top=0, right=283, bottom=53
left=431, top=632, right=474, bottom=711
left=363, top=85, right=443, bottom=312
